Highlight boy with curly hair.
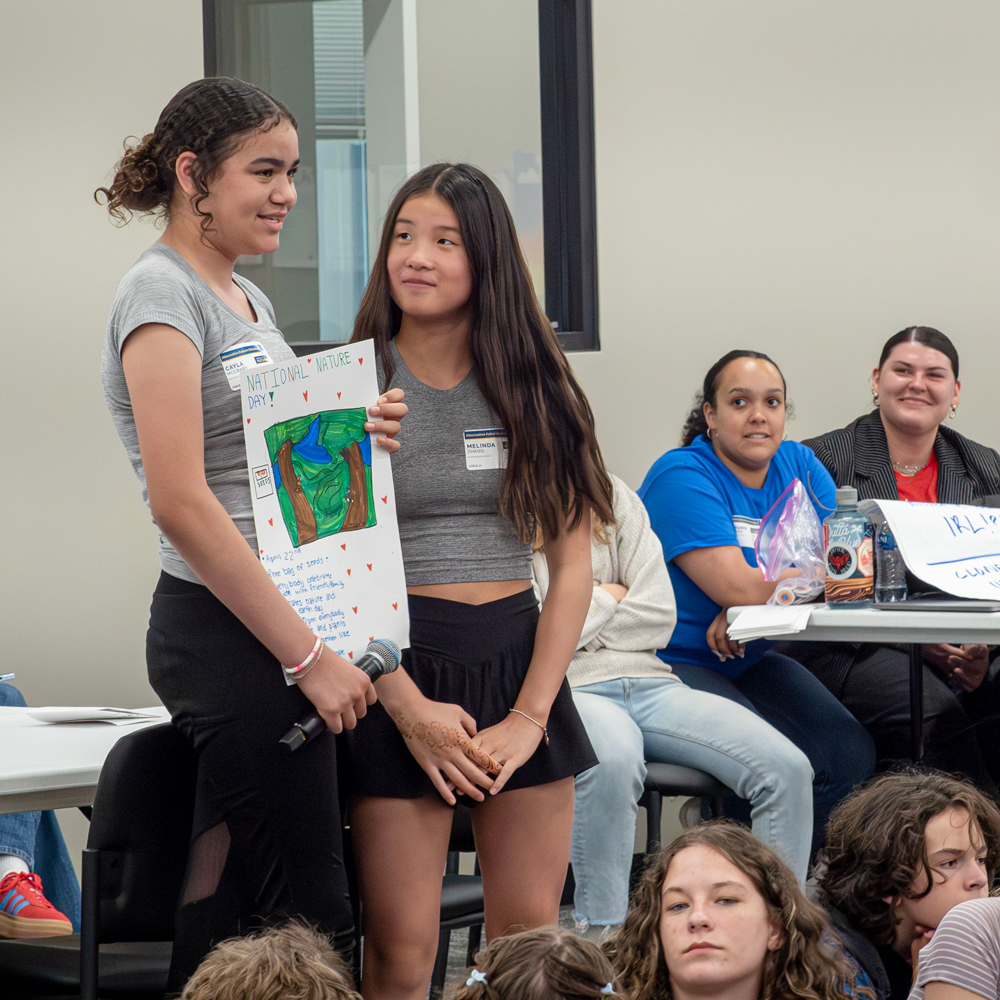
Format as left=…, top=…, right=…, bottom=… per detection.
left=816, top=770, right=1000, bottom=1000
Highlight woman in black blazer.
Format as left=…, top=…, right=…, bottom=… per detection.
left=795, top=327, right=1000, bottom=790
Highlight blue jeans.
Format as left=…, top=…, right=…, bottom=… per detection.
left=672, top=651, right=876, bottom=856
left=571, top=675, right=814, bottom=926
left=0, top=683, right=81, bottom=931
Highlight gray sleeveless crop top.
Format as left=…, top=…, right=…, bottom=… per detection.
left=378, top=341, right=533, bottom=585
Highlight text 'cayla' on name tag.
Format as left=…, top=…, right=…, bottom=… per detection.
left=464, top=428, right=509, bottom=470
left=220, top=341, right=274, bottom=391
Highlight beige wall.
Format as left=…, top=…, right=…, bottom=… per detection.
left=6, top=0, right=1000, bottom=709
left=1, top=0, right=203, bottom=708
left=575, top=0, right=1000, bottom=490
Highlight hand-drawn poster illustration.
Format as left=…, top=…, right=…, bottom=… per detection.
left=264, top=409, right=376, bottom=547
left=241, top=340, right=409, bottom=661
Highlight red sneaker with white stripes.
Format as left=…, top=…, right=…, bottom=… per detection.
left=0, top=871, right=73, bottom=938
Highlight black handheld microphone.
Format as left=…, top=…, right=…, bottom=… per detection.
left=279, top=638, right=401, bottom=752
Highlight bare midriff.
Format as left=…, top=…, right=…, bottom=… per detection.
left=406, top=579, right=532, bottom=605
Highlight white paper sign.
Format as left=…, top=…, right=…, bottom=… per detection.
left=874, top=500, right=1000, bottom=600
left=240, top=341, right=409, bottom=660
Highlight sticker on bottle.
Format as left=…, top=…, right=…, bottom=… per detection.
left=463, top=428, right=509, bottom=471
left=220, top=341, right=274, bottom=390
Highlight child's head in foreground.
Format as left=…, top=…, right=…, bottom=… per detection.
left=818, top=769, right=1000, bottom=960
left=606, top=820, right=854, bottom=1000
left=179, top=921, right=360, bottom=1000
left=446, top=926, right=616, bottom=999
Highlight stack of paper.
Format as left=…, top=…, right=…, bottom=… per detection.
left=727, top=604, right=813, bottom=642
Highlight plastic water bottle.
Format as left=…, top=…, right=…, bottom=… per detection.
left=875, top=527, right=908, bottom=603
left=824, top=486, right=874, bottom=607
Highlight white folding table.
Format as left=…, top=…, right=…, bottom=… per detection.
left=727, top=604, right=1000, bottom=761
left=0, top=707, right=170, bottom=815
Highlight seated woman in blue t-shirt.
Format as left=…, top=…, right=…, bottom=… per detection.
left=638, top=350, right=875, bottom=851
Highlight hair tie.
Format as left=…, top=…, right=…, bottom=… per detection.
left=466, top=969, right=488, bottom=987
left=600, top=985, right=615, bottom=996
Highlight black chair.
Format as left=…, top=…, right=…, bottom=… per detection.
left=640, top=762, right=726, bottom=854
left=430, top=805, right=483, bottom=1000
left=0, top=723, right=196, bottom=1000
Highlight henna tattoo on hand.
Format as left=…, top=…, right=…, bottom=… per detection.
left=397, top=720, right=502, bottom=774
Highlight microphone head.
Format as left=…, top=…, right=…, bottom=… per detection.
left=366, top=638, right=401, bottom=674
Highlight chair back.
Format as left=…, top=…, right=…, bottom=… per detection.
left=86, top=723, right=197, bottom=943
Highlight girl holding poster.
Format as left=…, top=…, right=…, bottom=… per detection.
left=347, top=162, right=614, bottom=999
left=97, top=78, right=405, bottom=990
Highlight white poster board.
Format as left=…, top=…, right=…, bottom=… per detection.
left=240, top=340, right=409, bottom=660
left=875, top=500, right=1000, bottom=600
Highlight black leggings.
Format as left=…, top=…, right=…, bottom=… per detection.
left=146, top=572, right=354, bottom=990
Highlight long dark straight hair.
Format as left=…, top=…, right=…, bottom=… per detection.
left=351, top=162, right=614, bottom=540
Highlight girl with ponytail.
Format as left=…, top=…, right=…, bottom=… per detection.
left=97, top=78, right=405, bottom=990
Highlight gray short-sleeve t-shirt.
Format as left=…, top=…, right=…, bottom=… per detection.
left=101, top=243, right=295, bottom=583
left=910, top=897, right=1000, bottom=1000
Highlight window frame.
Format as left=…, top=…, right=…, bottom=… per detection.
left=203, top=0, right=599, bottom=353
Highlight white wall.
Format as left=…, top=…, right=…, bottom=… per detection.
left=1, top=0, right=204, bottom=708
left=7, top=0, right=1000, bottom=698
left=575, top=0, right=1000, bottom=490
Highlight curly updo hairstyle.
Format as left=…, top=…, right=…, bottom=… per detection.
left=680, top=349, right=787, bottom=447
left=95, top=77, right=296, bottom=232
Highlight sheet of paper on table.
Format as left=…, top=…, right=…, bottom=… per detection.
left=240, top=340, right=410, bottom=662
left=873, top=500, right=1000, bottom=601
left=26, top=708, right=164, bottom=725
left=727, top=604, right=813, bottom=642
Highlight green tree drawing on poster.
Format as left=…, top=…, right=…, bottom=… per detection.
left=263, top=408, right=376, bottom=547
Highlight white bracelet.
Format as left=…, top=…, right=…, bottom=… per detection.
left=283, top=635, right=324, bottom=681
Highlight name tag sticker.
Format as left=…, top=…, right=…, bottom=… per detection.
left=220, top=341, right=274, bottom=390
left=733, top=515, right=761, bottom=549
left=464, top=428, right=509, bottom=471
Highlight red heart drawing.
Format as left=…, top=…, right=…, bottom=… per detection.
left=369, top=636, right=374, bottom=641
left=259, top=549, right=263, bottom=554
left=347, top=568, right=352, bottom=576
left=246, top=418, right=251, bottom=423
left=302, top=391, right=308, bottom=402
left=307, top=358, right=311, bottom=363
left=341, top=543, right=346, bottom=551
left=352, top=606, right=358, bottom=614
left=337, top=392, right=342, bottom=400
left=381, top=495, right=388, bottom=504
left=392, top=602, right=398, bottom=610
left=358, top=357, right=364, bottom=366
left=367, top=563, right=372, bottom=571
left=268, top=518, right=273, bottom=526
left=348, top=651, right=353, bottom=659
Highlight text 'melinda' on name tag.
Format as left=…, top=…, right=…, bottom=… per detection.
left=464, top=428, right=509, bottom=471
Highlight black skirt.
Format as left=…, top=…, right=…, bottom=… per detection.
left=344, top=589, right=597, bottom=800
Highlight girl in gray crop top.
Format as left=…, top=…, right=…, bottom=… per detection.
left=344, top=162, right=615, bottom=998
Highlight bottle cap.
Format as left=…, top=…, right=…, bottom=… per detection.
left=836, top=486, right=859, bottom=506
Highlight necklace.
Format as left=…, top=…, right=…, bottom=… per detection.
left=892, top=458, right=929, bottom=478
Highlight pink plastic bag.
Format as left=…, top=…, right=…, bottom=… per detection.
left=754, top=479, right=825, bottom=605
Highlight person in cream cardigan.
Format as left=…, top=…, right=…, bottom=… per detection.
left=532, top=475, right=813, bottom=939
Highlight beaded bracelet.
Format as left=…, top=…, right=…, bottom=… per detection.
left=283, top=635, right=324, bottom=682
